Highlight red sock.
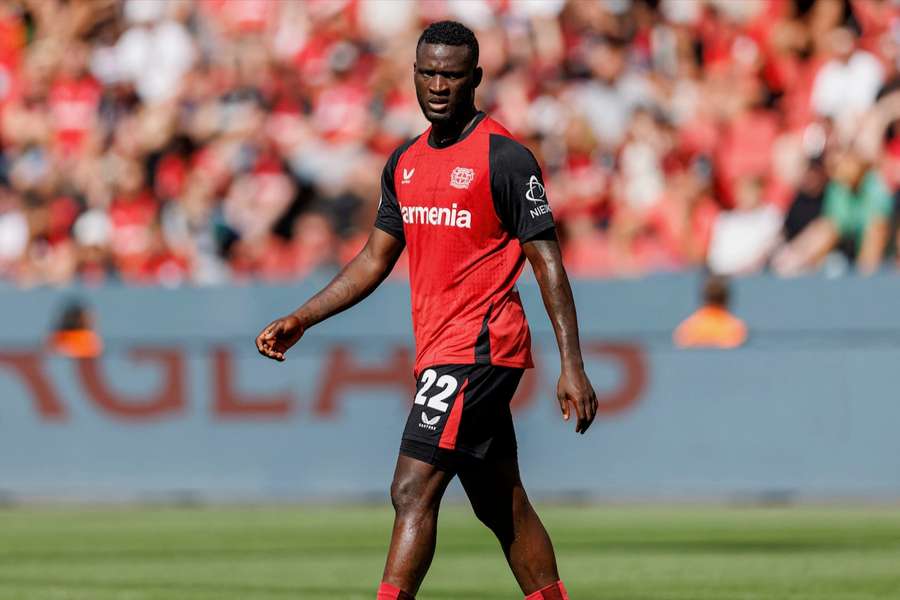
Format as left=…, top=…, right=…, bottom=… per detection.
left=525, top=581, right=569, bottom=600
left=377, top=582, right=414, bottom=600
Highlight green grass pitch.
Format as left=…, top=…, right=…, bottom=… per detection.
left=1, top=506, right=898, bottom=599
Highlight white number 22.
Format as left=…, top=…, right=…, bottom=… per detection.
left=414, top=370, right=458, bottom=413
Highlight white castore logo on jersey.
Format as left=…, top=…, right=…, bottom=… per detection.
left=450, top=167, right=475, bottom=189
left=402, top=168, right=415, bottom=184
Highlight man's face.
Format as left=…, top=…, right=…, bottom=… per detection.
left=414, top=43, right=482, bottom=123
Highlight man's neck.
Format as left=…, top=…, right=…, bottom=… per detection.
left=429, top=106, right=480, bottom=148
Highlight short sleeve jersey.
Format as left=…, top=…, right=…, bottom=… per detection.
left=375, top=113, right=555, bottom=375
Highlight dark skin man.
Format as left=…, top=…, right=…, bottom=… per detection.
left=257, top=31, right=596, bottom=600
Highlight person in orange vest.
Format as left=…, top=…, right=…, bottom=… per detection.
left=673, top=275, right=748, bottom=349
left=48, top=300, right=103, bottom=358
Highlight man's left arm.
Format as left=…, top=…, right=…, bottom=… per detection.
left=523, top=236, right=597, bottom=434
left=489, top=133, right=597, bottom=433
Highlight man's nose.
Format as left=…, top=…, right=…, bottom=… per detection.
left=429, top=75, right=449, bottom=94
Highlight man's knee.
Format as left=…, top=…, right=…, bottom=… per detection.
left=390, top=471, right=439, bottom=517
left=471, top=499, right=514, bottom=540
left=468, top=482, right=531, bottom=540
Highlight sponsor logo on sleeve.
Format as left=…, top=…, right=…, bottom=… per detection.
left=526, top=175, right=551, bottom=218
left=525, top=175, right=546, bottom=202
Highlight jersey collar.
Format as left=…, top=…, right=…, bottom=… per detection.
left=426, top=111, right=487, bottom=150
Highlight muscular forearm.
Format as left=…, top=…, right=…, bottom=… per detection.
left=536, top=262, right=584, bottom=368
left=524, top=240, right=584, bottom=369
left=523, top=238, right=597, bottom=432
left=292, top=243, right=396, bottom=328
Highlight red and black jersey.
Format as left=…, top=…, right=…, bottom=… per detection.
left=375, top=112, right=556, bottom=375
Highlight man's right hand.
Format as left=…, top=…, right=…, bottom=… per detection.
left=255, top=315, right=305, bottom=362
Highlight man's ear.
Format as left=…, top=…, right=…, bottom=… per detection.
left=473, top=66, right=483, bottom=88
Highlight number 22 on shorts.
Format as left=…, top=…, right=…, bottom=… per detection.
left=414, top=369, right=458, bottom=413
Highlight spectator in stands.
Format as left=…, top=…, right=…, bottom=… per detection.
left=674, top=275, right=748, bottom=349
left=774, top=150, right=892, bottom=275
left=782, top=158, right=827, bottom=243
left=706, top=176, right=781, bottom=275
left=811, top=26, right=884, bottom=136
left=1, top=0, right=899, bottom=286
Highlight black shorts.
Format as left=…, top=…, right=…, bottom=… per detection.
left=400, top=364, right=524, bottom=471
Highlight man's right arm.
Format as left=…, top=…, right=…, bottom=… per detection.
left=257, top=143, right=411, bottom=361
left=293, top=228, right=404, bottom=327
left=255, top=228, right=404, bottom=361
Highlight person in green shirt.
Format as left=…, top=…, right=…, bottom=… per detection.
left=773, top=151, right=893, bottom=275
left=824, top=160, right=893, bottom=248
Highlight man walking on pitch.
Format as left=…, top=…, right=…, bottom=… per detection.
left=256, top=21, right=597, bottom=600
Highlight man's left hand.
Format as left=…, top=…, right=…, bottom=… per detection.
left=557, top=366, right=597, bottom=434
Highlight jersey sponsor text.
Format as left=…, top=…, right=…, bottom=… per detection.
left=401, top=203, right=472, bottom=229
left=530, top=204, right=551, bottom=218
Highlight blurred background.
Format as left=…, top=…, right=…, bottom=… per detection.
left=1, top=0, right=899, bottom=506
left=4, top=0, right=900, bottom=283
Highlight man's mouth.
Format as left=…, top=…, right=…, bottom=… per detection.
left=427, top=98, right=449, bottom=111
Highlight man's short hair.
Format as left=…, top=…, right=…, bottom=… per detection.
left=417, top=21, right=479, bottom=68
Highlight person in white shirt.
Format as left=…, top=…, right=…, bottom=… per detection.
left=811, top=27, right=884, bottom=131
left=707, top=176, right=782, bottom=275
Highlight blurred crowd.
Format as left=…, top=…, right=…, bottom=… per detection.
left=2, top=0, right=900, bottom=287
